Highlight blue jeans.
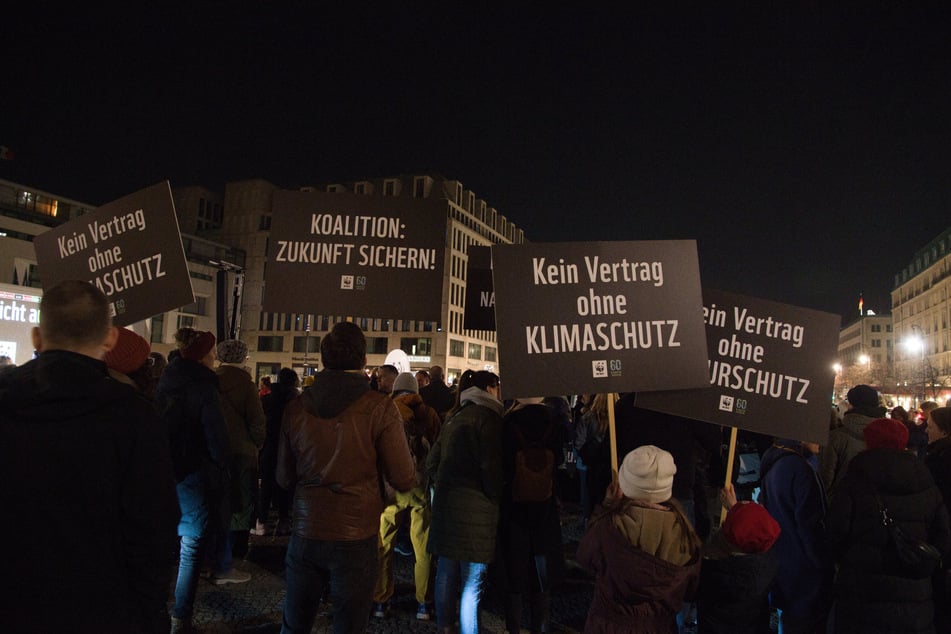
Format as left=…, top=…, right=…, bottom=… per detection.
left=434, top=558, right=488, bottom=634
left=172, top=473, right=214, bottom=620
left=172, top=535, right=207, bottom=620
left=281, top=534, right=377, bottom=634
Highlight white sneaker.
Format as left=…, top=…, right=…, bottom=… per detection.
left=210, top=568, right=251, bottom=585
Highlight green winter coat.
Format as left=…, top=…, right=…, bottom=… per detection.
left=426, top=388, right=504, bottom=562
left=216, top=363, right=266, bottom=468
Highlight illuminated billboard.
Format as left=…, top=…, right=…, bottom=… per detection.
left=0, top=283, right=42, bottom=366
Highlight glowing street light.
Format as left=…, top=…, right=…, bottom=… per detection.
left=904, top=329, right=926, bottom=407
left=904, top=334, right=923, bottom=356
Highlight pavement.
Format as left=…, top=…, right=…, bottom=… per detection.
left=169, top=501, right=594, bottom=633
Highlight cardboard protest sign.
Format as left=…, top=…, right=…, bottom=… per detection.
left=463, top=246, right=495, bottom=330
left=634, top=288, right=841, bottom=444
left=264, top=190, right=447, bottom=320
left=32, top=182, right=193, bottom=327
left=491, top=240, right=709, bottom=399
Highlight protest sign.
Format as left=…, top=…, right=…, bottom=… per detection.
left=634, top=288, right=841, bottom=443
left=264, top=190, right=447, bottom=320
left=32, top=182, right=193, bottom=327
left=491, top=240, right=709, bottom=399
left=463, top=245, right=495, bottom=330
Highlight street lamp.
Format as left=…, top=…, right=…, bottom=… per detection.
left=904, top=328, right=925, bottom=408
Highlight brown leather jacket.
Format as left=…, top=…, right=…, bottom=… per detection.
left=277, top=370, right=415, bottom=541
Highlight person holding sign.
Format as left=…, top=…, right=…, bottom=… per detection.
left=576, top=445, right=702, bottom=633
left=698, top=485, right=781, bottom=633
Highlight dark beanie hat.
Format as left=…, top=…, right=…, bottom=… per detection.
left=863, top=417, right=909, bottom=450
left=181, top=331, right=216, bottom=362
left=847, top=384, right=879, bottom=410
left=103, top=327, right=151, bottom=375
left=721, top=501, right=781, bottom=553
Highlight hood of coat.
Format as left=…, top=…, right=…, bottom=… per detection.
left=302, top=369, right=370, bottom=418
left=840, top=411, right=876, bottom=440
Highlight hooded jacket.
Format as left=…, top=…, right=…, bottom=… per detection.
left=426, top=386, right=505, bottom=562
left=820, top=409, right=878, bottom=495
left=0, top=350, right=179, bottom=633
left=577, top=498, right=702, bottom=634
left=277, top=369, right=415, bottom=541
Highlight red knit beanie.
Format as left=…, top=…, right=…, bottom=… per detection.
left=863, top=417, right=909, bottom=450
left=181, top=331, right=216, bottom=362
left=103, top=327, right=151, bottom=374
left=721, top=501, right=781, bottom=553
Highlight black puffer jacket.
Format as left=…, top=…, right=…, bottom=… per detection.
left=826, top=448, right=951, bottom=633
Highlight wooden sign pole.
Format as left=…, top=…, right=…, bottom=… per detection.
left=720, top=426, right=738, bottom=525
left=608, top=392, right=619, bottom=480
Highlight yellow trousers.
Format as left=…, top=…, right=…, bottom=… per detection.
left=373, top=485, right=433, bottom=604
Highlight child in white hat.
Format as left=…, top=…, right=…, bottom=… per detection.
left=576, top=445, right=702, bottom=633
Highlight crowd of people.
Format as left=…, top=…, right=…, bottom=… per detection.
left=3, top=280, right=951, bottom=633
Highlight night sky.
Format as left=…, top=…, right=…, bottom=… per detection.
left=4, top=5, right=951, bottom=323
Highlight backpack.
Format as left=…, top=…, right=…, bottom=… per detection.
left=404, top=415, right=431, bottom=488
left=511, top=426, right=555, bottom=502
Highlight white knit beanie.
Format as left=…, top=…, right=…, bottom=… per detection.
left=392, top=372, right=419, bottom=395
left=618, top=445, right=677, bottom=503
